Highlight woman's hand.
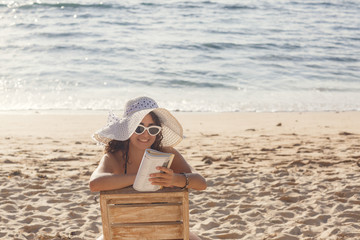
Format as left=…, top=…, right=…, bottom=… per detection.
left=149, top=166, right=177, bottom=187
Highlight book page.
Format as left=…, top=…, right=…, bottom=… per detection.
left=133, top=149, right=174, bottom=191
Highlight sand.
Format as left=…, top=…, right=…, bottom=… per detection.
left=1, top=111, right=360, bottom=240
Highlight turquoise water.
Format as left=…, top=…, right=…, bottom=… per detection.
left=1, top=0, right=359, bottom=111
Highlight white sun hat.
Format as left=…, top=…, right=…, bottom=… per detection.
left=92, top=96, right=183, bottom=147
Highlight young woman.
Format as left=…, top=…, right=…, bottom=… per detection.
left=89, top=96, right=207, bottom=240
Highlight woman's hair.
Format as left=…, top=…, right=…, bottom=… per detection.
left=104, top=111, right=163, bottom=170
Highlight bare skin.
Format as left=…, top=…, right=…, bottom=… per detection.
left=89, top=113, right=206, bottom=240
left=89, top=114, right=206, bottom=192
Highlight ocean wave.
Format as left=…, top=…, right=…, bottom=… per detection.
left=315, top=87, right=360, bottom=92
left=11, top=22, right=44, bottom=29
left=159, top=42, right=303, bottom=51
left=158, top=42, right=241, bottom=51
left=140, top=1, right=214, bottom=9
left=289, top=1, right=353, bottom=8
left=0, top=1, right=258, bottom=11
left=251, top=54, right=305, bottom=62
left=199, top=42, right=240, bottom=50
left=140, top=2, right=163, bottom=7
left=2, top=88, right=360, bottom=112
left=99, top=20, right=143, bottom=26
left=3, top=2, right=120, bottom=10
left=222, top=4, right=257, bottom=10
left=36, top=31, right=97, bottom=38
left=165, top=80, right=237, bottom=89
left=325, top=57, right=358, bottom=63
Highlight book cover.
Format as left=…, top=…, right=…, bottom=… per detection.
left=133, top=149, right=175, bottom=192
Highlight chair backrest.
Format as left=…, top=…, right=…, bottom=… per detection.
left=100, top=187, right=189, bottom=240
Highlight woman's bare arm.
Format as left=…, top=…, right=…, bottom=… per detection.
left=89, top=154, right=136, bottom=192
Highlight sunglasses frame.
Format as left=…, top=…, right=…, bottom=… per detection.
left=134, top=124, right=162, bottom=136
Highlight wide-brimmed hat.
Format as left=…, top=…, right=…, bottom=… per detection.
left=92, top=96, right=183, bottom=147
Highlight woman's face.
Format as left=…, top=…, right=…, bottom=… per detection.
left=129, top=113, right=157, bottom=151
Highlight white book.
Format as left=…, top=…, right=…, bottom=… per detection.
left=133, top=149, right=175, bottom=192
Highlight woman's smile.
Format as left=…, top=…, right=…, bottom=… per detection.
left=138, top=137, right=150, bottom=143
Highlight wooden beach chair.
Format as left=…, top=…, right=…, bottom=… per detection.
left=100, top=187, right=189, bottom=240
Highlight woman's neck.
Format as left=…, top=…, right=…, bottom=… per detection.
left=128, top=147, right=146, bottom=165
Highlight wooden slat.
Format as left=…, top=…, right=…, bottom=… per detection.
left=182, top=191, right=190, bottom=240
left=111, top=222, right=183, bottom=240
left=107, top=196, right=183, bottom=205
left=101, top=187, right=186, bottom=195
left=100, top=195, right=112, bottom=240
left=100, top=187, right=189, bottom=240
left=109, top=203, right=182, bottom=223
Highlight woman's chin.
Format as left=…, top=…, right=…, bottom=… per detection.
left=135, top=140, right=154, bottom=150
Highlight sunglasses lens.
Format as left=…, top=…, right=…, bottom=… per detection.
left=148, top=127, right=160, bottom=136
left=135, top=125, right=145, bottom=134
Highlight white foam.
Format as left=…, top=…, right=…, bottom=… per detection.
left=1, top=87, right=360, bottom=112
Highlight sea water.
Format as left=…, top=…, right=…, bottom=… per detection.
left=1, top=0, right=359, bottom=112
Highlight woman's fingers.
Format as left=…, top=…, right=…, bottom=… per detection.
left=149, top=177, right=173, bottom=187
left=157, top=166, right=173, bottom=174
left=150, top=167, right=173, bottom=177
left=149, top=167, right=174, bottom=186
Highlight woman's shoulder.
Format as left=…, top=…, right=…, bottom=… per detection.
left=99, top=152, right=124, bottom=174
left=102, top=152, right=124, bottom=164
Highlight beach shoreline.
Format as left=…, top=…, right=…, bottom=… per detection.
left=1, top=111, right=360, bottom=239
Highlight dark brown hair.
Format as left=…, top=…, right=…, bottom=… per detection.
left=105, top=111, right=163, bottom=171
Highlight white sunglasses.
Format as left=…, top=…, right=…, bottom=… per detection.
left=134, top=125, right=162, bottom=136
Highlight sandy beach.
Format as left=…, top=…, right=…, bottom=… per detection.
left=1, top=111, right=360, bottom=240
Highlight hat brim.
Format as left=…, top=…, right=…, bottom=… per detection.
left=92, top=108, right=183, bottom=147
